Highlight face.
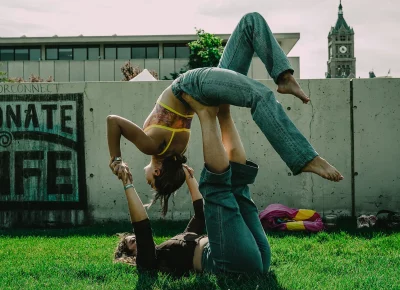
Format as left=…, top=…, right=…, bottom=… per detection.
left=144, top=161, right=161, bottom=189
left=125, top=235, right=137, bottom=255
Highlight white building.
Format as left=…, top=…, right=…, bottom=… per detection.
left=0, top=33, right=300, bottom=82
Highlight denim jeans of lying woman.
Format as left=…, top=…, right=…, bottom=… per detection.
left=200, top=160, right=271, bottom=274
left=172, top=12, right=318, bottom=175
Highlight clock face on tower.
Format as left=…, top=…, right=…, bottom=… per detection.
left=339, top=46, right=348, bottom=54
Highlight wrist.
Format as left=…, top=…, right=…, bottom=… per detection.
left=124, top=183, right=134, bottom=190
left=113, top=156, right=123, bottom=162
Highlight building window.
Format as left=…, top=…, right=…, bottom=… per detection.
left=146, top=46, right=159, bottom=59
left=15, top=48, right=29, bottom=61
left=46, top=48, right=58, bottom=60
left=0, top=48, right=14, bottom=61
left=0, top=47, right=41, bottom=61
left=176, top=44, right=190, bottom=58
left=163, top=44, right=175, bottom=58
left=104, top=45, right=158, bottom=59
left=30, top=48, right=41, bottom=60
left=73, top=47, right=87, bottom=60
left=163, top=43, right=190, bottom=59
left=117, top=47, right=131, bottom=59
left=340, top=35, right=346, bottom=41
left=132, top=46, right=146, bottom=59
left=105, top=47, right=117, bottom=59
left=59, top=48, right=73, bottom=60
left=88, top=47, right=100, bottom=60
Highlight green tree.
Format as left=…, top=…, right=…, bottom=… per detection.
left=0, top=66, right=7, bottom=82
left=187, top=29, right=224, bottom=69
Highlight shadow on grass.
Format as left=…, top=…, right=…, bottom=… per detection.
left=135, top=269, right=286, bottom=290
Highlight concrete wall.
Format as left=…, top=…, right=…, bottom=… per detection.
left=353, top=79, right=400, bottom=214
left=0, top=79, right=399, bottom=227
left=1, top=57, right=300, bottom=82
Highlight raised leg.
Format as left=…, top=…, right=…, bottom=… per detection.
left=180, top=68, right=343, bottom=180
left=218, top=105, right=271, bottom=272
left=193, top=105, right=263, bottom=273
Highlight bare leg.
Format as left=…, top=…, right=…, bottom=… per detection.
left=217, top=104, right=246, bottom=164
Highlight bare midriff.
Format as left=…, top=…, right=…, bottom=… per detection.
left=193, top=236, right=209, bottom=272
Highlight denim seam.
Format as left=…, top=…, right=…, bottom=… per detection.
left=260, top=96, right=311, bottom=172
left=217, top=205, right=225, bottom=272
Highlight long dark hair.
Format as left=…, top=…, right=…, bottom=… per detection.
left=114, top=233, right=137, bottom=266
left=152, top=153, right=187, bottom=216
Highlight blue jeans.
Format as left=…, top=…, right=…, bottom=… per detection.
left=201, top=161, right=271, bottom=274
left=172, top=12, right=318, bottom=174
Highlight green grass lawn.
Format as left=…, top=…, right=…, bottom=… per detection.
left=0, top=220, right=399, bottom=290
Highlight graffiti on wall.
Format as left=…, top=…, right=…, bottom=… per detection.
left=0, top=94, right=86, bottom=210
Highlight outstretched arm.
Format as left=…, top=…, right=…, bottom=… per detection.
left=107, top=115, right=160, bottom=157
left=217, top=104, right=247, bottom=164
left=119, top=169, right=157, bottom=269
left=183, top=166, right=205, bottom=234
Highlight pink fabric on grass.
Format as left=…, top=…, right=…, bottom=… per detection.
left=258, top=203, right=324, bottom=232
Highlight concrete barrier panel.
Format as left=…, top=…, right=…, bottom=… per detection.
left=353, top=78, right=400, bottom=214
left=85, top=61, right=100, bottom=81
left=69, top=61, right=85, bottom=82
left=2, top=79, right=386, bottom=226
left=159, top=59, right=175, bottom=80
left=54, top=61, right=70, bottom=82
left=114, top=60, right=126, bottom=81
left=23, top=61, right=40, bottom=80
left=144, top=59, right=160, bottom=79
left=100, top=61, right=115, bottom=81
left=128, top=59, right=145, bottom=71
left=174, top=59, right=189, bottom=74
left=7, top=62, right=24, bottom=78
left=39, top=61, right=55, bottom=80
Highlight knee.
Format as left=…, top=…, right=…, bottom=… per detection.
left=106, top=115, right=117, bottom=123
left=243, top=12, right=263, bottom=22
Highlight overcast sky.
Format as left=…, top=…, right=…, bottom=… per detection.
left=1, top=0, right=398, bottom=78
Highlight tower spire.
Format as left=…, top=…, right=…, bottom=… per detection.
left=339, top=0, right=343, bottom=15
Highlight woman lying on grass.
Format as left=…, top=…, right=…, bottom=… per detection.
left=114, top=104, right=271, bottom=275
left=107, top=12, right=343, bottom=216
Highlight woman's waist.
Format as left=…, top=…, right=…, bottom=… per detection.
left=193, top=236, right=209, bottom=272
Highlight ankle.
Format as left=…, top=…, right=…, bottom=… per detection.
left=277, top=70, right=293, bottom=84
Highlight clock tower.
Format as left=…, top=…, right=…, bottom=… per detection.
left=326, top=1, right=356, bottom=78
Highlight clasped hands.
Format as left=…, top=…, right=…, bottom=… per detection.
left=109, top=157, right=133, bottom=184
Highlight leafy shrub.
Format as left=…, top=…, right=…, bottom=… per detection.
left=121, top=61, right=158, bottom=81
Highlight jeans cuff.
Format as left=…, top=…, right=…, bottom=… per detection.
left=291, top=152, right=319, bottom=175
left=272, top=66, right=294, bottom=84
left=200, top=164, right=232, bottom=186
left=230, top=160, right=259, bottom=185
left=171, top=77, right=191, bottom=108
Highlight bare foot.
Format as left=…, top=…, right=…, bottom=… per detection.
left=302, top=156, right=344, bottom=182
left=277, top=72, right=310, bottom=104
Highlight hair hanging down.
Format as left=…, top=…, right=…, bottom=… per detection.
left=153, top=153, right=187, bottom=216
left=114, top=233, right=137, bottom=266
